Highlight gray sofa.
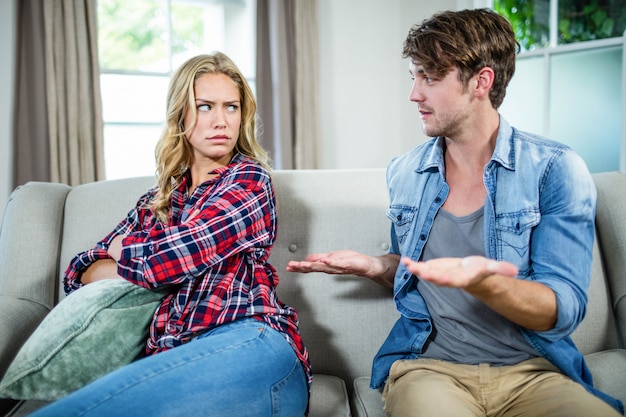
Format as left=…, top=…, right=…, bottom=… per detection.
left=0, top=169, right=625, bottom=416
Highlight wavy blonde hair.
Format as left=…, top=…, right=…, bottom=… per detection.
left=151, top=52, right=271, bottom=223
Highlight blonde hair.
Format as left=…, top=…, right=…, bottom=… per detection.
left=151, top=52, right=271, bottom=223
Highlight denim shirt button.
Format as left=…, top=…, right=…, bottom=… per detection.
left=434, top=197, right=441, bottom=203
left=419, top=234, right=426, bottom=240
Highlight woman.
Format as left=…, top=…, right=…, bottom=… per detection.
left=32, top=53, right=310, bottom=417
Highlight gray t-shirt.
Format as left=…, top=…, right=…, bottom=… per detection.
left=419, top=207, right=538, bottom=365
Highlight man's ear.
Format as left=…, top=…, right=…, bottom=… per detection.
left=474, top=67, right=495, bottom=99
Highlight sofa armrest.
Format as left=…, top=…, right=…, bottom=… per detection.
left=0, top=296, right=50, bottom=378
left=593, top=172, right=626, bottom=347
left=0, top=182, right=71, bottom=309
left=0, top=182, right=71, bottom=379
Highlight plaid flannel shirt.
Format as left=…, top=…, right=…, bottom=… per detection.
left=64, top=154, right=311, bottom=385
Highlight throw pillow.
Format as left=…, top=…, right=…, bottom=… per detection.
left=0, top=279, right=167, bottom=401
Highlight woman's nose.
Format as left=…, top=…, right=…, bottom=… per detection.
left=213, top=111, right=227, bottom=127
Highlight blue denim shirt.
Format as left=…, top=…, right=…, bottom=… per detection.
left=370, top=117, right=623, bottom=414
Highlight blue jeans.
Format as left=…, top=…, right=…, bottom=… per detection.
left=31, top=318, right=309, bottom=417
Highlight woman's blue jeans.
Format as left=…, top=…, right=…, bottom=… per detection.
left=30, top=318, right=309, bottom=417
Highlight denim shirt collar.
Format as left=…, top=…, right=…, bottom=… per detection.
left=491, top=116, right=515, bottom=171
left=415, top=115, right=516, bottom=176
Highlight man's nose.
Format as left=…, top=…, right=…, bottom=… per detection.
left=409, top=81, right=424, bottom=103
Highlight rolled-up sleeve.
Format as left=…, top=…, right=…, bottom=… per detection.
left=63, top=189, right=156, bottom=294
left=528, top=151, right=597, bottom=339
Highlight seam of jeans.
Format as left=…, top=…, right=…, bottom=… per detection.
left=271, top=357, right=305, bottom=417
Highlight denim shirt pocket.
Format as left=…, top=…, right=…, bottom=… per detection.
left=494, top=210, right=540, bottom=276
left=387, top=206, right=418, bottom=245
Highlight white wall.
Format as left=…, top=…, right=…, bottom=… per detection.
left=316, top=0, right=459, bottom=169
left=0, top=0, right=16, bottom=222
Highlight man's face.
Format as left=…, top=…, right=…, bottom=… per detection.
left=408, top=61, right=473, bottom=139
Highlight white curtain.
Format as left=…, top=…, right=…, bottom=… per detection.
left=294, top=0, right=319, bottom=169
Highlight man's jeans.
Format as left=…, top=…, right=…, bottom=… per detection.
left=31, top=318, right=308, bottom=417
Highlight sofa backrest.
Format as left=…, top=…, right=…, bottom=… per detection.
left=270, top=170, right=625, bottom=380
left=54, top=170, right=398, bottom=387
left=50, top=169, right=625, bottom=388
left=0, top=182, right=71, bottom=376
left=0, top=182, right=70, bottom=309
left=270, top=169, right=398, bottom=384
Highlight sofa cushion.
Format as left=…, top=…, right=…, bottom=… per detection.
left=0, top=279, right=165, bottom=401
left=584, top=349, right=626, bottom=405
left=352, top=377, right=386, bottom=417
left=0, top=182, right=70, bottom=308
left=309, top=374, right=351, bottom=417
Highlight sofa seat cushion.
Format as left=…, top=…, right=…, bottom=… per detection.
left=353, top=376, right=386, bottom=417
left=0, top=279, right=166, bottom=401
left=309, top=374, right=351, bottom=417
left=584, top=349, right=626, bottom=405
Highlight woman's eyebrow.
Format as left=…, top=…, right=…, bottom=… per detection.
left=195, top=98, right=240, bottom=104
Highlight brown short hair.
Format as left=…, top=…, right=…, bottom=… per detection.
left=402, top=9, right=519, bottom=108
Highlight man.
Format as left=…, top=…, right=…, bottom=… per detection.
left=287, top=8, right=623, bottom=417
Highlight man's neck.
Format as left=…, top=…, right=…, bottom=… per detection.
left=444, top=109, right=500, bottom=172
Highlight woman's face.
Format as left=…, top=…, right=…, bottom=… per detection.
left=184, top=72, right=241, bottom=170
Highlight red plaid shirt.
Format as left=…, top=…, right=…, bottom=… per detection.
left=64, top=154, right=311, bottom=384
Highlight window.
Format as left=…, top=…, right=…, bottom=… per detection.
left=98, top=0, right=256, bottom=180
left=492, top=0, right=625, bottom=173
left=493, top=0, right=626, bottom=51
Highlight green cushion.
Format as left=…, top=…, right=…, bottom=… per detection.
left=0, top=279, right=166, bottom=400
